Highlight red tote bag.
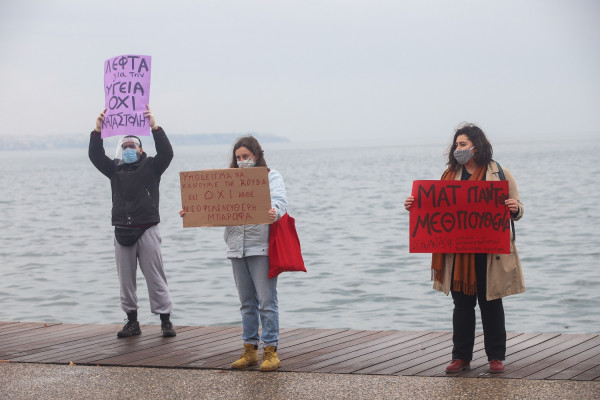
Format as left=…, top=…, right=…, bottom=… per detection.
left=268, top=213, right=306, bottom=279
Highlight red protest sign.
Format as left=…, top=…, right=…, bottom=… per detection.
left=409, top=180, right=511, bottom=254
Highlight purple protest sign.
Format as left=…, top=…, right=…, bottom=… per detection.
left=102, top=55, right=152, bottom=138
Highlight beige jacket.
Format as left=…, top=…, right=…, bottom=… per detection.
left=432, top=161, right=526, bottom=300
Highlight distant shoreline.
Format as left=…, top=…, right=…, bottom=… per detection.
left=0, top=133, right=290, bottom=151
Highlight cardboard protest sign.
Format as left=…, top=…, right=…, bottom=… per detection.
left=102, top=55, right=152, bottom=138
left=409, top=180, right=511, bottom=254
left=180, top=167, right=272, bottom=227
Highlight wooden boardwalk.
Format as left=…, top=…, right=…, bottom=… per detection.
left=1, top=321, right=598, bottom=381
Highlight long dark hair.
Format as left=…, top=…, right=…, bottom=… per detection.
left=447, top=123, right=493, bottom=170
left=229, top=135, right=267, bottom=168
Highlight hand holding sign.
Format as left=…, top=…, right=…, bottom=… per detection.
left=404, top=195, right=414, bottom=211
left=94, top=108, right=106, bottom=133
left=144, top=105, right=157, bottom=130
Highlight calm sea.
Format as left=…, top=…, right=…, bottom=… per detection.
left=1, top=138, right=599, bottom=334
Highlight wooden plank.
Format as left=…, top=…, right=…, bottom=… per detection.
left=282, top=330, right=378, bottom=361
left=280, top=329, right=365, bottom=353
left=0, top=322, right=61, bottom=337
left=397, top=332, right=486, bottom=376
left=0, top=321, right=61, bottom=333
left=89, top=326, right=224, bottom=365
left=455, top=333, right=558, bottom=378
left=420, top=332, right=524, bottom=378
left=498, top=334, right=596, bottom=379
left=9, top=324, right=189, bottom=363
left=302, top=330, right=436, bottom=374
left=278, top=330, right=387, bottom=372
left=165, top=328, right=304, bottom=368
left=0, top=323, right=74, bottom=348
left=291, top=330, right=408, bottom=373
left=306, top=331, right=418, bottom=374
left=572, top=364, right=600, bottom=381
left=526, top=343, right=600, bottom=380
left=1, top=324, right=118, bottom=360
left=512, top=335, right=600, bottom=380
left=199, top=329, right=380, bottom=371
left=352, top=331, right=453, bottom=375
left=77, top=325, right=185, bottom=365
left=188, top=328, right=355, bottom=369
left=428, top=332, right=535, bottom=378
left=2, top=324, right=107, bottom=347
left=0, top=321, right=48, bottom=329
left=330, top=331, right=449, bottom=374
left=103, top=326, right=242, bottom=366
left=458, top=333, right=577, bottom=379
left=26, top=325, right=168, bottom=364
left=151, top=327, right=303, bottom=369
left=0, top=321, right=598, bottom=381
left=549, top=353, right=600, bottom=380
left=145, top=328, right=303, bottom=368
left=0, top=324, right=91, bottom=352
left=9, top=324, right=139, bottom=363
left=410, top=331, right=528, bottom=377
left=282, top=330, right=395, bottom=371
left=0, top=323, right=66, bottom=358
left=275, top=327, right=332, bottom=342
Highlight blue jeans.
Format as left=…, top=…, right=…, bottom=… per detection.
left=230, top=256, right=279, bottom=347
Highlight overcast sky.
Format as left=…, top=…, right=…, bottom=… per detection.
left=1, top=0, right=598, bottom=144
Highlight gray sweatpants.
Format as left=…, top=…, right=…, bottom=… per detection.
left=114, top=224, right=173, bottom=315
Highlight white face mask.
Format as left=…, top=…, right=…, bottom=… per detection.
left=237, top=159, right=256, bottom=168
left=454, top=146, right=475, bottom=165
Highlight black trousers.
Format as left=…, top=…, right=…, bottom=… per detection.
left=451, top=254, right=506, bottom=361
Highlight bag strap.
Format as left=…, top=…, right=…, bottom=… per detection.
left=495, top=161, right=516, bottom=241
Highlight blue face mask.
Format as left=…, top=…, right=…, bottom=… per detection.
left=122, top=148, right=139, bottom=164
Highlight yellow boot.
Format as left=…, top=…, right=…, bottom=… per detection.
left=259, top=346, right=282, bottom=371
left=231, top=343, right=258, bottom=369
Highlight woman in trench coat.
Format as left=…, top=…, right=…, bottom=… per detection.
left=405, top=123, right=525, bottom=374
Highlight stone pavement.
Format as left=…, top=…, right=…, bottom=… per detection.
left=1, top=362, right=598, bottom=400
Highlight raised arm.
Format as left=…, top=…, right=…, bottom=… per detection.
left=146, top=105, right=173, bottom=175
left=88, top=109, right=115, bottom=178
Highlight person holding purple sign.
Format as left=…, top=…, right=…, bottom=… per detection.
left=404, top=123, right=525, bottom=374
left=89, top=105, right=177, bottom=339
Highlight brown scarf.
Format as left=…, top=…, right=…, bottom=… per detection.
left=431, top=165, right=486, bottom=295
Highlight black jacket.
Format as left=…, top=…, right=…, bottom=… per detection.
left=88, top=128, right=173, bottom=226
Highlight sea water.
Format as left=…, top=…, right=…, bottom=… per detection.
left=0, top=138, right=598, bottom=334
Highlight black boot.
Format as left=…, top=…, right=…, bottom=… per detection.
left=117, top=311, right=141, bottom=338
left=160, top=313, right=176, bottom=337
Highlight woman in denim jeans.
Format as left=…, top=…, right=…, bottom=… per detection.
left=180, top=135, right=287, bottom=370
left=181, top=136, right=287, bottom=370
left=223, top=136, right=288, bottom=372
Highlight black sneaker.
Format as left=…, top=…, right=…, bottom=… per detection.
left=117, top=320, right=141, bottom=338
left=161, top=320, right=176, bottom=337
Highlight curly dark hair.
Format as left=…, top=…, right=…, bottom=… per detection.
left=447, top=123, right=493, bottom=170
left=229, top=135, right=267, bottom=168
